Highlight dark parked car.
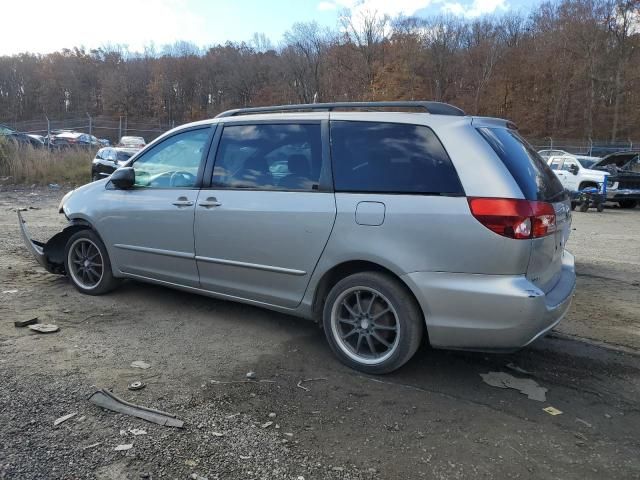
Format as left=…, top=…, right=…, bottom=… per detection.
left=50, top=132, right=99, bottom=149
left=91, top=147, right=138, bottom=181
left=593, top=150, right=640, bottom=208
left=0, top=124, right=44, bottom=148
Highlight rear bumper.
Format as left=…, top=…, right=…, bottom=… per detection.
left=402, top=251, right=576, bottom=351
left=606, top=190, right=640, bottom=201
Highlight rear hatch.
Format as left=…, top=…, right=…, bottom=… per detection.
left=477, top=127, right=570, bottom=293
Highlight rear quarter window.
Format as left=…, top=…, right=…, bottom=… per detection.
left=477, top=127, right=566, bottom=202
left=330, top=121, right=464, bottom=195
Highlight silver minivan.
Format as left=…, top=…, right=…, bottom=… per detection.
left=19, top=101, right=576, bottom=373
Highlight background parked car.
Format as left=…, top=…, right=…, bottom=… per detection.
left=0, top=124, right=44, bottom=148
left=91, top=147, right=138, bottom=181
left=117, top=136, right=146, bottom=149
left=592, top=150, right=640, bottom=208
left=98, top=138, right=111, bottom=147
left=49, top=131, right=99, bottom=149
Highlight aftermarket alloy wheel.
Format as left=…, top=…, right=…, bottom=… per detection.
left=323, top=272, right=423, bottom=374
left=64, top=230, right=120, bottom=295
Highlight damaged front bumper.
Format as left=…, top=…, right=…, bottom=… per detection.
left=17, top=211, right=72, bottom=275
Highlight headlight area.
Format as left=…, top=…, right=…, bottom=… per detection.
left=58, top=190, right=74, bottom=214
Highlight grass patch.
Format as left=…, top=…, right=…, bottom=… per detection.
left=0, top=139, right=93, bottom=185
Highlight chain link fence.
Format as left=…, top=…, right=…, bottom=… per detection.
left=1, top=114, right=175, bottom=145
left=530, top=138, right=637, bottom=157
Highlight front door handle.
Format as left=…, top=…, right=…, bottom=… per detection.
left=172, top=196, right=194, bottom=207
left=199, top=197, right=222, bottom=208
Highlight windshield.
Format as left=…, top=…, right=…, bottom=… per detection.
left=577, top=158, right=596, bottom=169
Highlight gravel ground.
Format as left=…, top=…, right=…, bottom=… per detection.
left=1, top=185, right=639, bottom=480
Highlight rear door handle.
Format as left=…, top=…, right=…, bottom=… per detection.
left=172, top=196, right=194, bottom=207
left=199, top=197, right=222, bottom=208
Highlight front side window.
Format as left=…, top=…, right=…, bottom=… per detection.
left=212, top=124, right=322, bottom=191
left=132, top=128, right=209, bottom=188
left=330, top=121, right=463, bottom=195
left=561, top=160, right=578, bottom=172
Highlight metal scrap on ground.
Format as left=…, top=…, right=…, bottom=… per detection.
left=296, top=377, right=327, bottom=391
left=130, top=360, right=151, bottom=370
left=128, top=381, right=146, bottom=391
left=88, top=388, right=184, bottom=428
left=14, top=317, right=38, bottom=327
left=480, top=371, right=548, bottom=402
left=543, top=406, right=563, bottom=416
left=28, top=324, right=59, bottom=334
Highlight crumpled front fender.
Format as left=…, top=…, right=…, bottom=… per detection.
left=17, top=211, right=89, bottom=275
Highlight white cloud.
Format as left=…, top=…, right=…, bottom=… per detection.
left=440, top=0, right=509, bottom=17
left=318, top=0, right=434, bottom=18
left=0, top=0, right=209, bottom=55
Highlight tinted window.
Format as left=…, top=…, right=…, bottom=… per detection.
left=213, top=124, right=322, bottom=191
left=116, top=151, right=134, bottom=161
left=132, top=128, right=209, bottom=188
left=330, top=121, right=463, bottom=194
left=477, top=127, right=565, bottom=202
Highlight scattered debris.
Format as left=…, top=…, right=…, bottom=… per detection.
left=246, top=371, right=257, bottom=379
left=131, top=360, right=151, bottom=370
left=128, top=381, right=146, bottom=391
left=14, top=316, right=38, bottom=328
left=505, top=363, right=532, bottom=376
left=129, top=428, right=147, bottom=436
left=28, top=323, right=59, bottom=334
left=261, top=421, right=273, bottom=429
left=296, top=377, right=327, bottom=392
left=114, top=444, right=133, bottom=451
left=543, top=406, right=563, bottom=416
left=576, top=418, right=593, bottom=428
left=480, top=371, right=547, bottom=401
left=53, top=412, right=77, bottom=426
left=189, top=474, right=208, bottom=480
left=211, top=432, right=224, bottom=437
left=88, top=388, right=184, bottom=428
left=210, top=379, right=276, bottom=385
left=48, top=183, right=61, bottom=190
left=268, top=412, right=276, bottom=418
left=604, top=413, right=612, bottom=419
left=2, top=289, right=18, bottom=294
left=82, top=442, right=102, bottom=450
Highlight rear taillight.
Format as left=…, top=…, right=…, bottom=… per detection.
left=468, top=198, right=556, bottom=239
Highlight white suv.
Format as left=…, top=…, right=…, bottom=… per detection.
left=547, top=155, right=606, bottom=192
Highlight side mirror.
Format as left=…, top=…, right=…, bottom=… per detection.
left=569, top=164, right=579, bottom=175
left=110, top=167, right=135, bottom=189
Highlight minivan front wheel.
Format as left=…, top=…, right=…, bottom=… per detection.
left=323, top=272, right=423, bottom=374
left=64, top=230, right=120, bottom=295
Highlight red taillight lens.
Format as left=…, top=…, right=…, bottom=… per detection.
left=468, top=198, right=556, bottom=239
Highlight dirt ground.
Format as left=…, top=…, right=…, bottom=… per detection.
left=1, top=185, right=639, bottom=480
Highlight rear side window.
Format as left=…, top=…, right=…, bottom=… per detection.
left=478, top=127, right=565, bottom=202
left=116, top=151, right=134, bottom=161
left=330, top=121, right=463, bottom=195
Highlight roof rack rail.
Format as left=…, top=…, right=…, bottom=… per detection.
left=215, top=101, right=465, bottom=118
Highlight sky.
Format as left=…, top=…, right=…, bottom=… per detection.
left=0, top=0, right=543, bottom=56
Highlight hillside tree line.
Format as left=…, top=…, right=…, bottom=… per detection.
left=0, top=0, right=638, bottom=141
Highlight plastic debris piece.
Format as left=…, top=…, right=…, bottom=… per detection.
left=505, top=363, right=532, bottom=375
left=2, top=289, right=18, bottom=294
left=261, top=421, right=273, bottom=428
left=114, top=444, right=133, bottom=451
left=543, top=406, right=563, bottom=416
left=576, top=418, right=592, bottom=428
left=211, top=432, right=224, bottom=437
left=14, top=317, right=38, bottom=327
left=28, top=324, right=59, bottom=334
left=480, top=371, right=547, bottom=402
left=82, top=442, right=102, bottom=450
left=131, top=361, right=151, bottom=369
left=129, top=428, right=147, bottom=436
left=88, top=388, right=184, bottom=428
left=128, top=381, right=146, bottom=391
left=246, top=371, right=256, bottom=379
left=53, top=412, right=77, bottom=426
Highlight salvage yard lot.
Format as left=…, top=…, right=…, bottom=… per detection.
left=1, top=186, right=639, bottom=480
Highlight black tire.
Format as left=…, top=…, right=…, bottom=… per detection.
left=570, top=201, right=577, bottom=211
left=322, top=271, right=423, bottom=374
left=597, top=203, right=604, bottom=212
left=619, top=200, right=638, bottom=209
left=64, top=229, right=120, bottom=295
left=579, top=202, right=589, bottom=212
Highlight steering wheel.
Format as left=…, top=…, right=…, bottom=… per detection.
left=169, top=171, right=196, bottom=187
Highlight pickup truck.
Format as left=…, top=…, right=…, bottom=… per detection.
left=547, top=153, right=640, bottom=208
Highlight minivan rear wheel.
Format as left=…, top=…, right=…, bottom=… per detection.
left=323, top=272, right=423, bottom=374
